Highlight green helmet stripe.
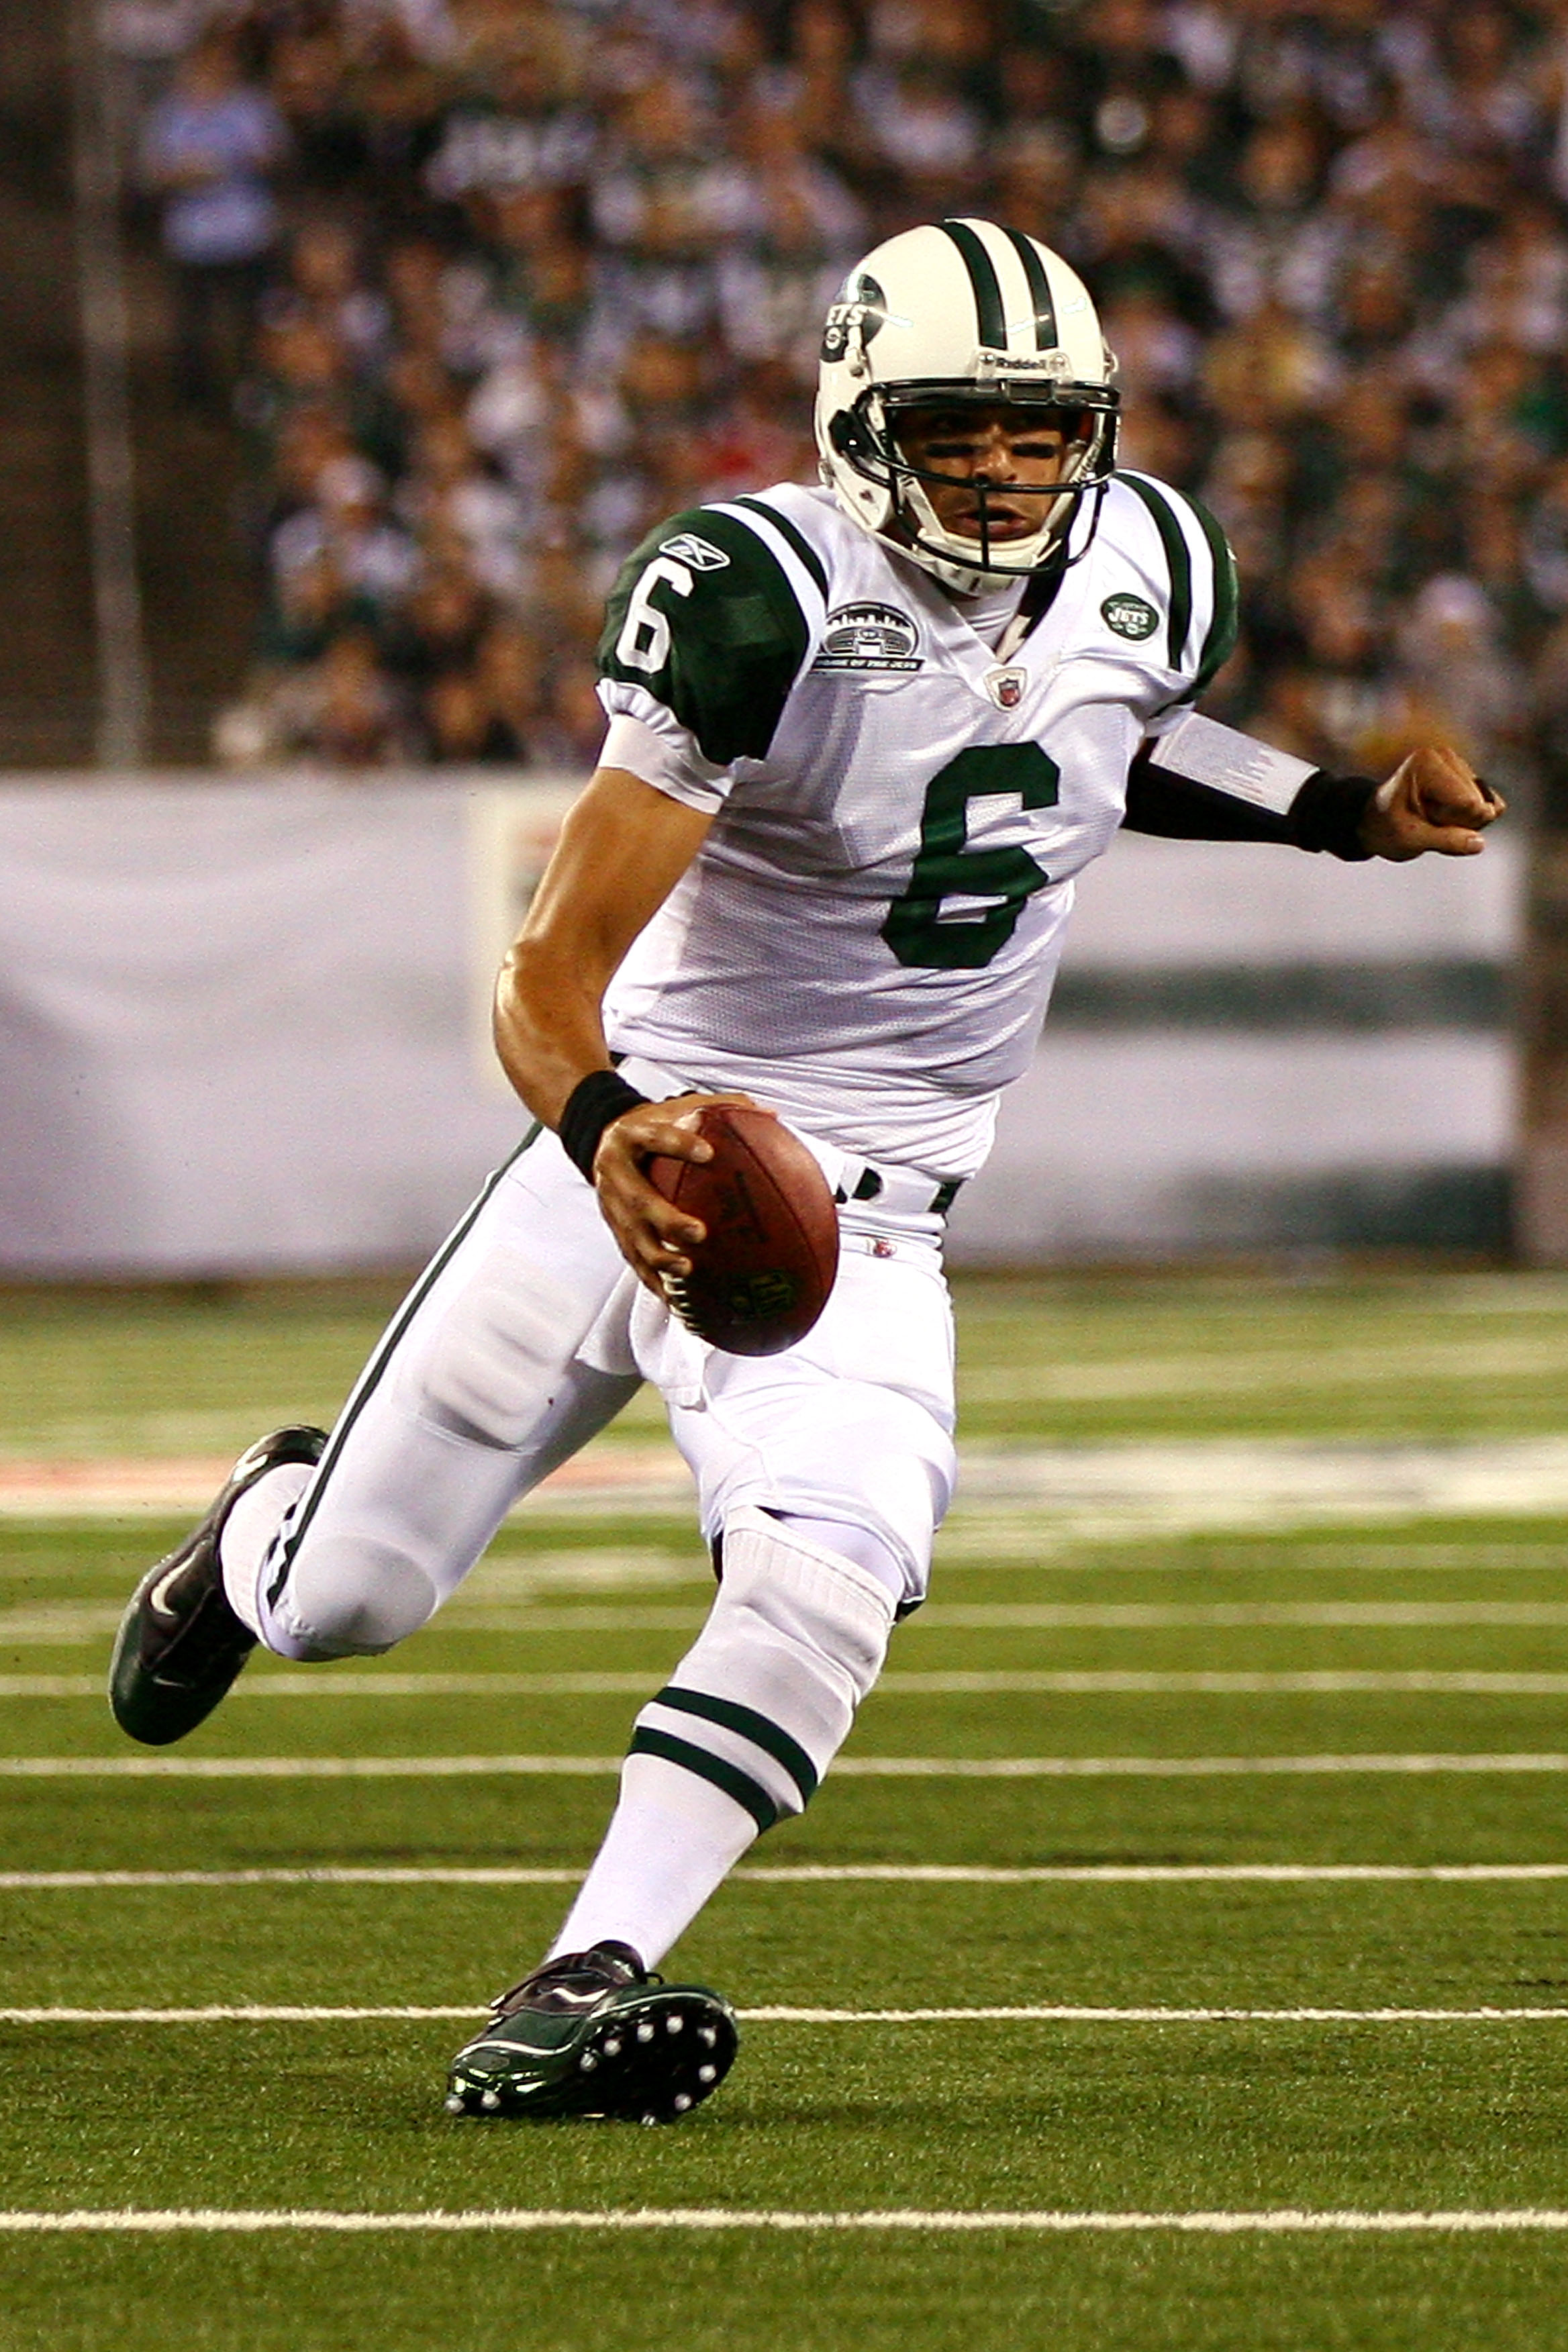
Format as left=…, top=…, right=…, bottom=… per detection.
left=999, top=226, right=1058, bottom=351
left=938, top=218, right=1008, bottom=350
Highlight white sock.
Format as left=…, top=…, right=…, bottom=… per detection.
left=218, top=1463, right=315, bottom=1640
left=544, top=1507, right=893, bottom=1969
left=548, top=1751, right=757, bottom=1968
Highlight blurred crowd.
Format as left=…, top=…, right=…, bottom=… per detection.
left=114, top=0, right=1568, bottom=804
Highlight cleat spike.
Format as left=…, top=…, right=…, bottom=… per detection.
left=444, top=1951, right=735, bottom=2123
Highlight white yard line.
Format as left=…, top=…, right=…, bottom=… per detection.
left=0, top=1607, right=719, bottom=1645
left=934, top=1542, right=1568, bottom=1572
left=922, top=1604, right=1568, bottom=1626
left=13, top=1670, right=1568, bottom=1700
left=877, top=1671, right=1568, bottom=1693
left=11, top=1598, right=1568, bottom=1646
left=5, top=2005, right=1567, bottom=2026
left=4, top=1437, right=1568, bottom=1539
left=4, top=2207, right=1568, bottom=2234
left=0, top=2006, right=477, bottom=2022
left=0, top=1755, right=627, bottom=1777
left=4, top=1863, right=1567, bottom=1890
left=9, top=1752, right=1568, bottom=1779
left=961, top=1336, right=1568, bottom=1404
left=0, top=1449, right=693, bottom=1520
left=746, top=2007, right=1568, bottom=2024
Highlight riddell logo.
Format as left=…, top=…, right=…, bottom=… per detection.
left=813, top=603, right=921, bottom=672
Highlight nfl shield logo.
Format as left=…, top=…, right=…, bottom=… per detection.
left=987, top=667, right=1026, bottom=710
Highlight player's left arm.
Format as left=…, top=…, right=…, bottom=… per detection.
left=1121, top=486, right=1504, bottom=862
left=1124, top=718, right=1505, bottom=863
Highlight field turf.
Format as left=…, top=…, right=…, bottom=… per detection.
left=3, top=1271, right=1568, bottom=2349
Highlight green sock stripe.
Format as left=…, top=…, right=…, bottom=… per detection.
left=653, top=1684, right=819, bottom=1809
left=1116, top=473, right=1193, bottom=673
left=734, top=496, right=829, bottom=601
left=265, top=1125, right=542, bottom=1608
left=629, top=1727, right=779, bottom=1833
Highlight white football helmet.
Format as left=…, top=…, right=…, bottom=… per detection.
left=815, top=217, right=1119, bottom=595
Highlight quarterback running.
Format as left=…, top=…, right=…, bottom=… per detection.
left=109, top=220, right=1500, bottom=2124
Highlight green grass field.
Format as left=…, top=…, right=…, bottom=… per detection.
left=4, top=1271, right=1568, bottom=2349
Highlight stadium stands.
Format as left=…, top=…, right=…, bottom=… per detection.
left=117, top=1, right=1568, bottom=811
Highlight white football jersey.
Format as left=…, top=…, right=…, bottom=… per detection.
left=597, top=475, right=1236, bottom=1179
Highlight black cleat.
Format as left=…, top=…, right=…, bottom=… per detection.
left=107, top=1425, right=328, bottom=1747
left=446, top=1940, right=739, bottom=2124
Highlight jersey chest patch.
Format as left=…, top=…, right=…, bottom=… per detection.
left=812, top=601, right=922, bottom=673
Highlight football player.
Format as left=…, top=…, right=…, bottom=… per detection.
left=110, top=220, right=1501, bottom=2124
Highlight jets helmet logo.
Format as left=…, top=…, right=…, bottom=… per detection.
left=820, top=272, right=890, bottom=364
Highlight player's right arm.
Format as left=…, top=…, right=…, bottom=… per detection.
left=493, top=765, right=758, bottom=1290
left=496, top=499, right=813, bottom=1289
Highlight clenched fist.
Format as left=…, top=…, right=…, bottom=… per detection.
left=1359, top=744, right=1505, bottom=861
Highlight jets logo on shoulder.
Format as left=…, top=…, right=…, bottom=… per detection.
left=813, top=603, right=921, bottom=673
left=1101, top=593, right=1159, bottom=642
left=658, top=532, right=729, bottom=572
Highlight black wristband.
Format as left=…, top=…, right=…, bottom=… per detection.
left=557, top=1070, right=650, bottom=1183
left=1286, top=770, right=1379, bottom=861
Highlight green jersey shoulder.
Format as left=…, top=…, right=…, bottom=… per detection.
left=598, top=495, right=828, bottom=767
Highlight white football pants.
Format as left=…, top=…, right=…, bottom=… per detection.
left=242, top=1095, right=958, bottom=1663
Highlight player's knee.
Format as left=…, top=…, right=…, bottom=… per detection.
left=285, top=1538, right=438, bottom=1657
left=699, top=1379, right=950, bottom=1616
left=762, top=1508, right=909, bottom=1610
left=717, top=1506, right=894, bottom=1706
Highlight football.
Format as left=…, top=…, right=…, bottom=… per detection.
left=647, top=1105, right=840, bottom=1356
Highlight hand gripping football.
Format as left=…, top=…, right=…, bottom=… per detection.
left=647, top=1105, right=839, bottom=1356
